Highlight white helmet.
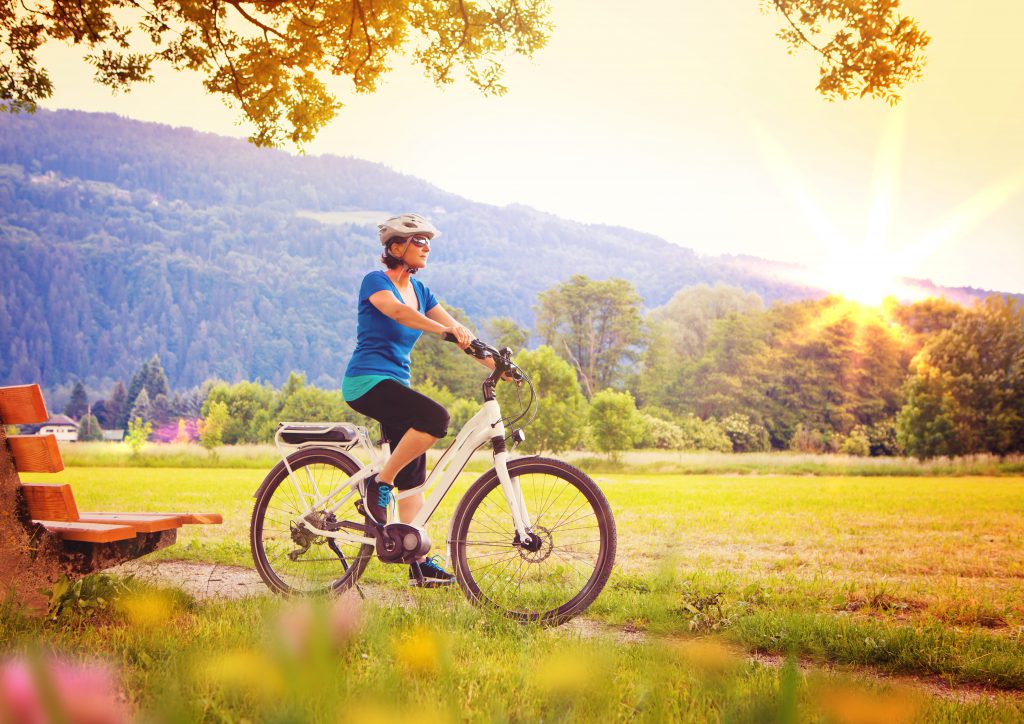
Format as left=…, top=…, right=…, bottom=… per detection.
left=378, top=213, right=440, bottom=246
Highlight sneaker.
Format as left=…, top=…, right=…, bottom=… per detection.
left=409, top=556, right=455, bottom=588
left=359, top=474, right=393, bottom=528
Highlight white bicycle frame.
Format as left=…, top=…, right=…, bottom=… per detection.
left=274, top=397, right=533, bottom=554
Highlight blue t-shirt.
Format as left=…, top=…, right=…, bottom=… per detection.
left=343, top=271, right=438, bottom=399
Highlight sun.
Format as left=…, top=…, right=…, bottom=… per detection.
left=753, top=111, right=1023, bottom=306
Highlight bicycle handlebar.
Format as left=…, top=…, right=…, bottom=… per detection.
left=442, top=333, right=524, bottom=382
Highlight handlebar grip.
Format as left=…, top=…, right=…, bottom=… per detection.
left=442, top=332, right=458, bottom=343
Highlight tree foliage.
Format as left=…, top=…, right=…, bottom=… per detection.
left=124, top=417, right=152, bottom=455
left=64, top=380, right=88, bottom=419
left=76, top=413, right=103, bottom=441
left=588, top=389, right=644, bottom=460
left=498, top=345, right=586, bottom=454
left=898, top=296, right=1024, bottom=458
left=535, top=275, right=643, bottom=396
left=767, top=0, right=930, bottom=103
left=1, top=0, right=551, bottom=147
left=198, top=400, right=228, bottom=454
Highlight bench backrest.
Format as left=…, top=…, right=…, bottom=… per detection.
left=0, top=384, right=65, bottom=473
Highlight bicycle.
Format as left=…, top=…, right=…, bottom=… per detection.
left=249, top=337, right=617, bottom=625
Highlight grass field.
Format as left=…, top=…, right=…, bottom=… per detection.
left=8, top=465, right=1024, bottom=721
left=58, top=441, right=1024, bottom=476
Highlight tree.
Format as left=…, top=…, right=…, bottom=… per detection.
left=535, top=275, right=644, bottom=396
left=128, top=388, right=151, bottom=425
left=278, top=387, right=347, bottom=424
left=202, top=380, right=276, bottom=444
left=1, top=0, right=551, bottom=147
left=483, top=317, right=529, bottom=353
left=897, top=296, right=1024, bottom=458
left=64, top=380, right=88, bottom=420
left=767, top=0, right=930, bottom=103
left=198, top=400, right=229, bottom=455
left=100, top=381, right=127, bottom=429
left=123, top=357, right=169, bottom=427
left=638, top=284, right=763, bottom=406
left=124, top=417, right=152, bottom=456
left=588, top=389, right=644, bottom=460
left=497, top=346, right=587, bottom=454
left=76, top=413, right=104, bottom=442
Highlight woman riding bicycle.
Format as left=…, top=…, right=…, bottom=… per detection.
left=342, top=213, right=496, bottom=587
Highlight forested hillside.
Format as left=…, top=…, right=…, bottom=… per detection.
left=0, top=109, right=993, bottom=390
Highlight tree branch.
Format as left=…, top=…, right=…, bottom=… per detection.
left=770, top=0, right=829, bottom=58
left=223, top=0, right=287, bottom=41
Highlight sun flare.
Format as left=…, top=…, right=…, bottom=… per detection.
left=752, top=112, right=1023, bottom=307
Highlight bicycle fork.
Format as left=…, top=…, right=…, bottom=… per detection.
left=490, top=436, right=534, bottom=546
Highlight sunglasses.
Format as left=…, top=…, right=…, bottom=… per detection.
left=404, top=235, right=431, bottom=248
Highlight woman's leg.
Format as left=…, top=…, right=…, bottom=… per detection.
left=380, top=429, right=434, bottom=525
left=378, top=428, right=437, bottom=487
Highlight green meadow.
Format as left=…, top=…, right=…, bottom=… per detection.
left=9, top=464, right=1024, bottom=720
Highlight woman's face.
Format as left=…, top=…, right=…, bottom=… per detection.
left=391, top=234, right=431, bottom=269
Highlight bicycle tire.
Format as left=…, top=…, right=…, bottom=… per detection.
left=250, top=447, right=374, bottom=595
left=449, top=457, right=616, bottom=624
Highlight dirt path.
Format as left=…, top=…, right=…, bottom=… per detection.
left=112, top=560, right=1024, bottom=704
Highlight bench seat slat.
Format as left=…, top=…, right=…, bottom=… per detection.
left=150, top=512, right=223, bottom=525
left=77, top=513, right=184, bottom=533
left=34, top=520, right=139, bottom=543
left=0, top=384, right=49, bottom=425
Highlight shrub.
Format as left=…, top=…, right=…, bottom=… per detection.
left=677, top=415, right=733, bottom=452
left=839, top=426, right=871, bottom=456
left=789, top=424, right=825, bottom=453
left=637, top=413, right=686, bottom=449
left=720, top=413, right=771, bottom=453
left=867, top=419, right=902, bottom=456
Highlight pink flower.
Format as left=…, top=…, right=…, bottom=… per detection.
left=0, top=656, right=131, bottom=724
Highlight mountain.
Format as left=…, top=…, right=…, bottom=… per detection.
left=0, top=109, right=1001, bottom=390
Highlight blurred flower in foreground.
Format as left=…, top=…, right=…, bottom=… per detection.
left=0, top=655, right=131, bottom=724
left=813, top=680, right=921, bottom=724
left=328, top=591, right=363, bottom=646
left=391, top=626, right=444, bottom=676
left=532, top=649, right=600, bottom=700
left=276, top=598, right=316, bottom=658
left=195, top=650, right=284, bottom=704
left=672, top=639, right=740, bottom=678
left=274, top=592, right=364, bottom=658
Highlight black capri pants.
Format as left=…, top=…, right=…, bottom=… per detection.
left=346, top=379, right=450, bottom=490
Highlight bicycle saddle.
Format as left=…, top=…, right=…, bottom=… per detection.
left=277, top=422, right=358, bottom=445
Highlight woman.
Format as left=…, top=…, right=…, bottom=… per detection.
left=342, top=213, right=490, bottom=588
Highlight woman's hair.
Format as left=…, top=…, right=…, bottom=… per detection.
left=381, top=241, right=403, bottom=269
left=381, top=239, right=418, bottom=272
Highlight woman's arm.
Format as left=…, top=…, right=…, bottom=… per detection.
left=368, top=292, right=472, bottom=347
left=427, top=305, right=505, bottom=374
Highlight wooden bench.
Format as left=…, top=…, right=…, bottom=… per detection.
left=0, top=383, right=222, bottom=583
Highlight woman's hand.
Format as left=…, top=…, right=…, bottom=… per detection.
left=443, top=323, right=474, bottom=349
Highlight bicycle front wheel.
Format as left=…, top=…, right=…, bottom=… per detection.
left=250, top=447, right=374, bottom=595
left=450, top=457, right=616, bottom=624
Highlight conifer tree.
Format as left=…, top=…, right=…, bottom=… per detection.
left=64, top=380, right=88, bottom=420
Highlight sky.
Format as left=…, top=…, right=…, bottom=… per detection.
left=37, top=1, right=1024, bottom=297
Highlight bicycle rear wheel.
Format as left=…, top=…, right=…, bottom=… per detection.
left=449, top=457, right=616, bottom=624
left=250, top=447, right=374, bottom=595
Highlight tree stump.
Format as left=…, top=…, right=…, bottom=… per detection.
left=0, top=424, right=66, bottom=613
